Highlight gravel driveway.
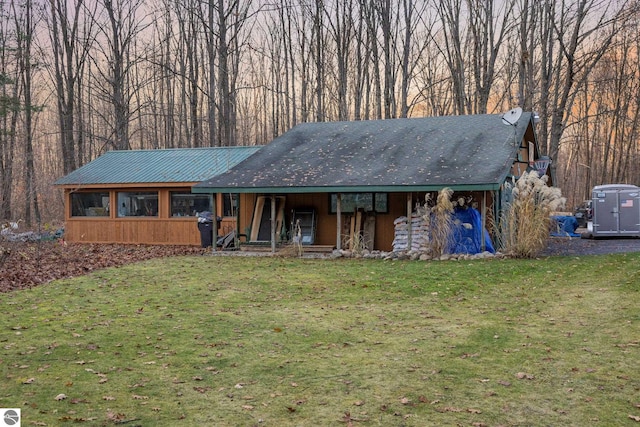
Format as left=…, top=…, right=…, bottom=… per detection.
left=540, top=233, right=640, bottom=256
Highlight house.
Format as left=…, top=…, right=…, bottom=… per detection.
left=193, top=112, right=548, bottom=252
left=54, top=146, right=261, bottom=245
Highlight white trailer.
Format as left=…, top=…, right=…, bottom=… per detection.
left=589, top=184, right=640, bottom=238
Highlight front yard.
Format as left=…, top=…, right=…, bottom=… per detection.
left=1, top=254, right=639, bottom=426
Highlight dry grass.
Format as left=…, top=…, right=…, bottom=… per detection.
left=498, top=171, right=566, bottom=258
left=349, top=230, right=366, bottom=255
left=416, top=188, right=456, bottom=257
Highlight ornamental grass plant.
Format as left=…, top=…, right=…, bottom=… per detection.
left=499, top=171, right=566, bottom=258
left=417, top=188, right=456, bottom=258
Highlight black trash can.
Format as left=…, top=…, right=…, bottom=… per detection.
left=197, top=211, right=222, bottom=248
left=197, top=211, right=214, bottom=248
left=197, top=220, right=213, bottom=248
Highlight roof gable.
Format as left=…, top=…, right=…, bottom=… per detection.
left=194, top=113, right=534, bottom=193
left=54, top=146, right=262, bottom=186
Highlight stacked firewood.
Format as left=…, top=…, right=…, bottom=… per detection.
left=392, top=214, right=429, bottom=252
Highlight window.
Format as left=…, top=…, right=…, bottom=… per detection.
left=117, top=191, right=158, bottom=217
left=71, top=192, right=110, bottom=217
left=330, top=193, right=388, bottom=214
left=222, top=193, right=237, bottom=217
left=170, top=192, right=212, bottom=217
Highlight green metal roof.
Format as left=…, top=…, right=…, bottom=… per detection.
left=193, top=113, right=534, bottom=194
left=54, top=146, right=262, bottom=186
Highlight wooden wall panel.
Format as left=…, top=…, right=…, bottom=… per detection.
left=237, top=194, right=257, bottom=240
left=64, top=218, right=203, bottom=246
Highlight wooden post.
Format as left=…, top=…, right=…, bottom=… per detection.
left=271, top=195, right=277, bottom=253
left=349, top=215, right=355, bottom=250
left=336, top=194, right=342, bottom=250
left=211, top=194, right=217, bottom=253
left=481, top=191, right=486, bottom=252
left=235, top=193, right=241, bottom=248
left=407, top=193, right=413, bottom=251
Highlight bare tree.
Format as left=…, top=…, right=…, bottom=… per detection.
left=310, top=0, right=327, bottom=122
left=466, top=0, right=516, bottom=114
left=0, top=3, right=20, bottom=220
left=46, top=0, right=96, bottom=173
left=174, top=0, right=204, bottom=147
left=412, top=6, right=455, bottom=117
left=376, top=0, right=398, bottom=118
left=435, top=0, right=470, bottom=115
left=582, top=24, right=640, bottom=189
left=360, top=0, right=383, bottom=119
left=294, top=1, right=314, bottom=123
left=535, top=0, right=631, bottom=184
left=92, top=0, right=149, bottom=151
left=12, top=0, right=41, bottom=226
left=515, top=0, right=538, bottom=111
left=325, top=0, right=354, bottom=121
left=398, top=0, right=431, bottom=117
left=205, top=0, right=256, bottom=146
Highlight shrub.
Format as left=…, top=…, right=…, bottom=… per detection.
left=498, top=171, right=566, bottom=258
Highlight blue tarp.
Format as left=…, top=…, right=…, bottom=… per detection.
left=550, top=215, right=580, bottom=237
left=447, top=207, right=495, bottom=254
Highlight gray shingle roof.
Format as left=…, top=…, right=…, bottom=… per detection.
left=193, top=113, right=533, bottom=193
left=54, top=146, right=262, bottom=186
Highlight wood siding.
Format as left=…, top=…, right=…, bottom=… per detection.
left=62, top=187, right=234, bottom=246
left=64, top=188, right=497, bottom=249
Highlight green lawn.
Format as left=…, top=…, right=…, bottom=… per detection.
left=1, top=254, right=639, bottom=426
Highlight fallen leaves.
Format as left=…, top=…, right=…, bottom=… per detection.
left=515, top=372, right=535, bottom=380
left=340, top=411, right=369, bottom=423
left=132, top=394, right=149, bottom=400
left=106, top=411, right=139, bottom=424
left=434, top=406, right=482, bottom=414
left=460, top=352, right=479, bottom=359
left=0, top=241, right=204, bottom=292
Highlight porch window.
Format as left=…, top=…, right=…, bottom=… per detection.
left=71, top=192, right=110, bottom=217
left=222, top=193, right=237, bottom=217
left=330, top=193, right=388, bottom=214
left=170, top=192, right=212, bottom=217
left=117, top=191, right=158, bottom=217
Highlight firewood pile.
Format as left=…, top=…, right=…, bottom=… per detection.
left=392, top=214, right=429, bottom=252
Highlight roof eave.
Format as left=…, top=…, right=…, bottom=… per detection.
left=192, top=183, right=502, bottom=194
left=56, top=182, right=200, bottom=189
